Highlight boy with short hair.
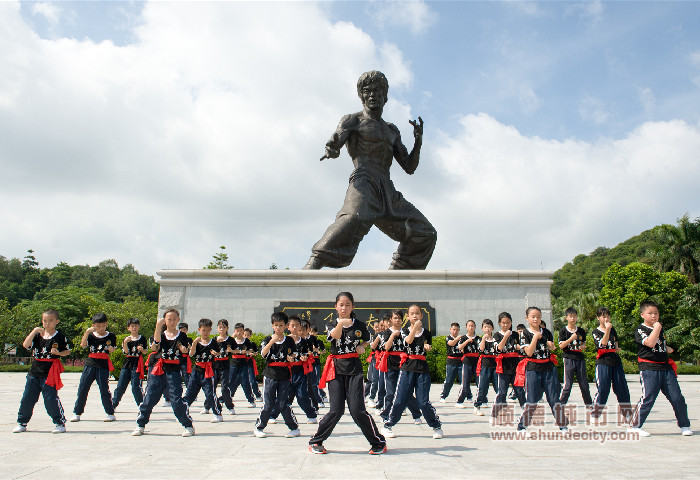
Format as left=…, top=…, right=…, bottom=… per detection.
left=301, top=319, right=322, bottom=411
left=244, top=327, right=262, bottom=400
left=558, top=307, right=592, bottom=407
left=369, top=314, right=389, bottom=411
left=13, top=309, right=70, bottom=434
left=178, top=322, right=193, bottom=387
left=203, top=319, right=235, bottom=415
left=474, top=319, right=498, bottom=416
left=455, top=320, right=480, bottom=408
left=590, top=307, right=631, bottom=420
left=112, top=318, right=147, bottom=410
left=253, top=311, right=300, bottom=438
left=71, top=313, right=117, bottom=422
left=227, top=322, right=257, bottom=407
left=629, top=300, right=692, bottom=437
left=282, top=315, right=318, bottom=423
left=439, top=322, right=463, bottom=403
left=381, top=305, right=442, bottom=439
left=184, top=318, right=223, bottom=423
left=133, top=308, right=194, bottom=437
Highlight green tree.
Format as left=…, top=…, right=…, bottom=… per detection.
left=666, top=284, right=700, bottom=361
left=649, top=213, right=700, bottom=284
left=0, top=300, right=35, bottom=355
left=205, top=246, right=233, bottom=269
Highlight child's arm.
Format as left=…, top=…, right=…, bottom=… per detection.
left=447, top=336, right=460, bottom=347
left=600, top=322, right=613, bottom=347
left=524, top=331, right=541, bottom=357
left=261, top=335, right=280, bottom=357
left=371, top=334, right=382, bottom=350
left=329, top=319, right=352, bottom=340
left=404, top=321, right=422, bottom=345
left=496, top=331, right=511, bottom=352
left=152, top=318, right=165, bottom=347
left=22, top=327, right=43, bottom=350
left=384, top=331, right=400, bottom=351
left=558, top=330, right=578, bottom=349
left=80, top=326, right=95, bottom=349
left=51, top=346, right=71, bottom=357
left=642, top=322, right=663, bottom=348
left=107, top=335, right=116, bottom=354
left=457, top=336, right=470, bottom=351
left=122, top=336, right=130, bottom=354
left=478, top=336, right=487, bottom=351
left=189, top=337, right=200, bottom=356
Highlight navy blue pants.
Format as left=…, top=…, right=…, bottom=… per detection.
left=247, top=361, right=261, bottom=398
left=205, top=367, right=233, bottom=410
left=475, top=366, right=497, bottom=407
left=229, top=363, right=255, bottom=403
left=184, top=370, right=221, bottom=415
left=288, top=371, right=317, bottom=418
left=559, top=357, right=593, bottom=405
left=112, top=366, right=143, bottom=409
left=440, top=363, right=463, bottom=399
left=593, top=363, right=632, bottom=419
left=492, top=372, right=525, bottom=417
left=180, top=362, right=190, bottom=387
left=73, top=365, right=114, bottom=415
left=456, top=361, right=477, bottom=403
left=307, top=369, right=322, bottom=409
left=314, top=362, right=326, bottom=400
left=631, top=369, right=690, bottom=428
left=364, top=359, right=379, bottom=399
left=255, top=377, right=298, bottom=430
left=17, top=374, right=66, bottom=426
left=518, top=366, right=568, bottom=429
left=375, top=368, right=386, bottom=409
left=137, top=370, right=193, bottom=428
left=385, top=370, right=441, bottom=429
left=380, top=368, right=421, bottom=421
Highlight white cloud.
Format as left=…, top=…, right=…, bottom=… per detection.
left=638, top=87, right=655, bottom=115
left=565, top=1, right=605, bottom=25
left=367, top=0, right=437, bottom=35
left=31, top=2, right=62, bottom=25
left=578, top=96, right=611, bottom=124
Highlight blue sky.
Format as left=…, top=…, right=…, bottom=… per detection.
left=3, top=1, right=700, bottom=275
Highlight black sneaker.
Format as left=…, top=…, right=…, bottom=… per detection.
left=309, top=444, right=327, bottom=454
left=369, top=444, right=387, bottom=455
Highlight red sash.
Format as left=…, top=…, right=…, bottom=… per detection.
left=377, top=351, right=402, bottom=373
left=461, top=352, right=479, bottom=362
left=36, top=358, right=65, bottom=390
left=231, top=354, right=249, bottom=360
left=215, top=356, right=229, bottom=361
left=303, top=357, right=314, bottom=375
left=151, top=358, right=180, bottom=376
left=366, top=351, right=374, bottom=363
left=495, top=352, right=521, bottom=374
left=318, top=353, right=360, bottom=388
left=514, top=354, right=558, bottom=387
left=638, top=357, right=678, bottom=376
left=184, top=354, right=192, bottom=374
left=126, top=355, right=145, bottom=379
left=252, top=358, right=259, bottom=376
left=195, top=361, right=214, bottom=378
left=89, top=352, right=114, bottom=372
left=399, top=353, right=426, bottom=367
left=476, top=354, right=498, bottom=376
left=596, top=348, right=616, bottom=360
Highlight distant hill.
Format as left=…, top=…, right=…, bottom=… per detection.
left=551, top=227, right=660, bottom=301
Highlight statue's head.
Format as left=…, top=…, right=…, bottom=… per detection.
left=357, top=71, right=388, bottom=110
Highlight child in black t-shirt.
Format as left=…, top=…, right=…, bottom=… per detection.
left=474, top=318, right=498, bottom=416
left=516, top=307, right=568, bottom=433
left=281, top=316, right=317, bottom=422
left=178, top=322, right=193, bottom=387
left=492, top=312, right=525, bottom=418
left=133, top=309, right=195, bottom=437
left=244, top=327, right=262, bottom=400
left=310, top=326, right=328, bottom=404
left=309, top=292, right=386, bottom=455
left=629, top=300, right=692, bottom=436
left=71, top=313, right=117, bottom=422
left=590, top=306, right=631, bottom=420
left=558, top=307, right=592, bottom=407
left=455, top=319, right=480, bottom=407
left=254, top=311, right=299, bottom=438
left=112, top=318, right=147, bottom=410
left=227, top=322, right=257, bottom=407
left=440, top=322, right=463, bottom=402
left=14, top=309, right=70, bottom=434
left=184, top=318, right=223, bottom=423
left=203, top=319, right=236, bottom=415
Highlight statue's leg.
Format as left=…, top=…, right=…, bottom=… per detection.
left=374, top=192, right=437, bottom=270
left=303, top=177, right=378, bottom=269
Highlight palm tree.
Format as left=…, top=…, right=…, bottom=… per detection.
left=649, top=214, right=700, bottom=284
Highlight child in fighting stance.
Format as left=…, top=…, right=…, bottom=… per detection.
left=112, top=317, right=147, bottom=410
left=184, top=318, right=224, bottom=423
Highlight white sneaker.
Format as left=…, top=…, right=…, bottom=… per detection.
left=132, top=426, right=145, bottom=436
left=366, top=398, right=376, bottom=408
left=681, top=427, right=694, bottom=436
left=161, top=401, right=171, bottom=407
left=473, top=406, right=484, bottom=416
left=182, top=427, right=195, bottom=437
left=381, top=427, right=396, bottom=438
left=69, top=415, right=80, bottom=422
left=247, top=402, right=256, bottom=408
left=432, top=428, right=443, bottom=439
left=439, top=398, right=447, bottom=403
left=402, top=410, right=408, bottom=416
left=200, top=408, right=210, bottom=415
left=318, top=401, right=325, bottom=408
left=286, top=429, right=301, bottom=438
left=268, top=418, right=277, bottom=424
left=627, top=427, right=651, bottom=437
left=374, top=408, right=382, bottom=415
left=210, top=415, right=223, bottom=423
left=253, top=428, right=267, bottom=438
left=307, top=417, right=318, bottom=424
left=414, top=417, right=422, bottom=425
left=52, top=424, right=66, bottom=434
left=13, top=424, right=27, bottom=433
left=104, top=415, right=116, bottom=422
left=228, top=408, right=236, bottom=415
left=455, top=403, right=466, bottom=409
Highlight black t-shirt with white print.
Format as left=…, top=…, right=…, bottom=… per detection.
left=445, top=335, right=463, bottom=366
left=401, top=327, right=432, bottom=374
left=591, top=326, right=622, bottom=366
left=123, top=335, right=147, bottom=370
left=635, top=323, right=671, bottom=371
left=261, top=335, right=295, bottom=381
left=179, top=335, right=193, bottom=366
left=289, top=337, right=311, bottom=375
left=84, top=331, right=117, bottom=369
left=520, top=327, right=555, bottom=372
left=559, top=326, right=586, bottom=360
left=28, top=330, right=69, bottom=377
left=478, top=336, right=499, bottom=369
left=460, top=334, right=481, bottom=369
left=326, top=318, right=371, bottom=376
left=379, top=327, right=407, bottom=371
left=230, top=337, right=253, bottom=367
left=192, top=339, right=221, bottom=374
left=494, top=331, right=520, bottom=375
left=155, top=330, right=189, bottom=373
left=212, top=336, right=234, bottom=370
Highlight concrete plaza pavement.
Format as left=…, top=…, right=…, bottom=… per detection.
left=1, top=372, right=699, bottom=479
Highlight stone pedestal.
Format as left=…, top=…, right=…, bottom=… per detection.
left=156, top=270, right=553, bottom=335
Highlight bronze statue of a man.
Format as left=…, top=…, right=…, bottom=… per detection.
left=303, top=71, right=437, bottom=270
